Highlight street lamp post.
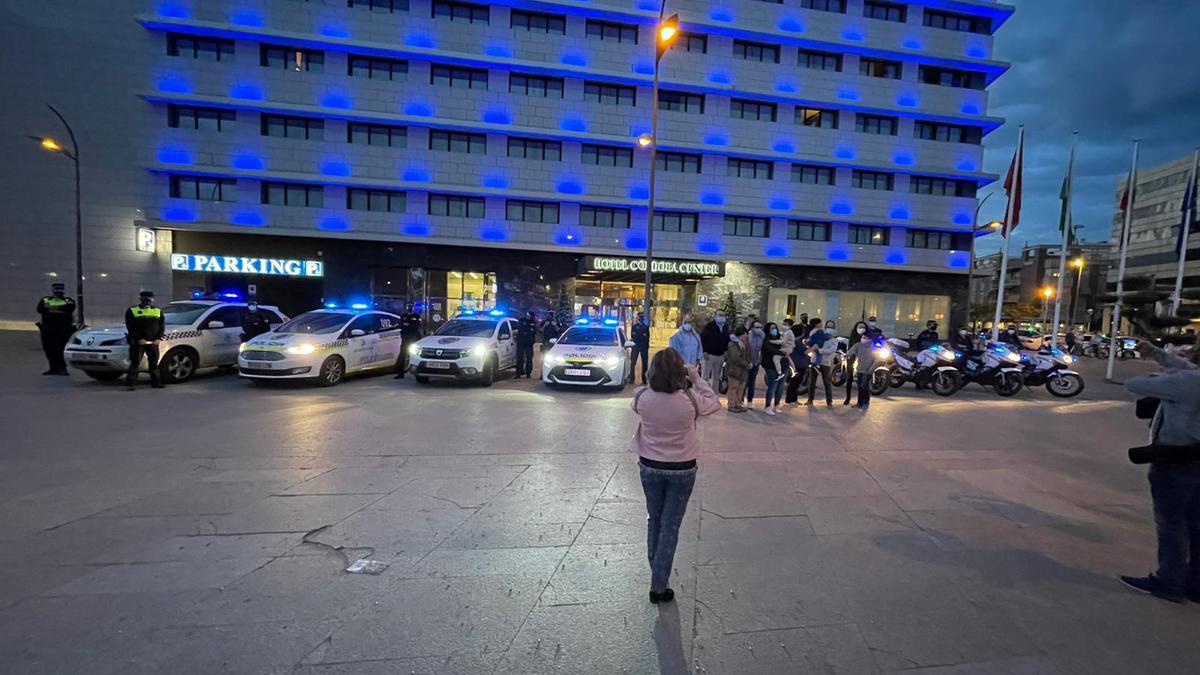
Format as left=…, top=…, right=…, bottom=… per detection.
left=1068, top=257, right=1085, bottom=331
left=34, top=105, right=85, bottom=327
left=1040, top=287, right=1054, bottom=330
left=639, top=10, right=679, bottom=330
left=967, top=193, right=993, bottom=326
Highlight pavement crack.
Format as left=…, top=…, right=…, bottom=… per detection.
left=423, top=494, right=476, bottom=510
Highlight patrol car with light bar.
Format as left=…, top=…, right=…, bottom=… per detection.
left=238, top=306, right=404, bottom=386
left=541, top=317, right=635, bottom=390
left=408, top=309, right=519, bottom=386
left=65, top=294, right=287, bottom=383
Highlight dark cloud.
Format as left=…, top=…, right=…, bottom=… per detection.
left=976, top=0, right=1200, bottom=254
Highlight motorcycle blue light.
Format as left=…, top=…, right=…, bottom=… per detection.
left=350, top=303, right=369, bottom=310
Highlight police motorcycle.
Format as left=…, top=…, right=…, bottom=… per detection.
left=920, top=344, right=966, bottom=397
left=867, top=338, right=901, bottom=395
left=948, top=342, right=1025, bottom=397
left=1018, top=347, right=1085, bottom=398
left=828, top=337, right=851, bottom=386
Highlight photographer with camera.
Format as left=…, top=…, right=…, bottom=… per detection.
left=1119, top=340, right=1200, bottom=603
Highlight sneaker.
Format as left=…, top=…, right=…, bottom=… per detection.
left=765, top=408, right=776, bottom=416
left=775, top=373, right=787, bottom=382
left=745, top=402, right=754, bottom=409
left=1118, top=575, right=1187, bottom=603
left=773, top=406, right=783, bottom=414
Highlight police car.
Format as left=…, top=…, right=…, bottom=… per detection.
left=541, top=318, right=634, bottom=390
left=408, top=309, right=518, bottom=386
left=238, top=307, right=404, bottom=386
left=64, top=296, right=287, bottom=383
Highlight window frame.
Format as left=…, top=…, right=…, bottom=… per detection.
left=428, top=193, right=485, bottom=218
left=905, top=229, right=956, bottom=250
left=798, top=49, right=842, bottom=72
left=653, top=211, right=700, bottom=233
left=431, top=0, right=490, bottom=24
left=682, top=32, right=708, bottom=54
left=859, top=57, right=902, bottom=80
left=348, top=122, right=406, bottom=147
left=796, top=107, right=839, bottom=129
left=855, top=113, right=899, bottom=136
left=260, top=114, right=325, bottom=141
left=656, top=151, right=703, bottom=174
left=348, top=0, right=408, bottom=12
left=510, top=9, right=566, bottom=34
left=508, top=73, right=565, bottom=98
left=723, top=215, right=770, bottom=238
left=727, top=158, right=774, bottom=180
left=730, top=98, right=778, bottom=122
left=506, top=199, right=560, bottom=224
left=581, top=144, right=633, bottom=168
left=429, top=130, right=487, bottom=154
left=583, top=81, right=637, bottom=106
left=507, top=137, right=563, bottom=161
left=169, top=175, right=237, bottom=202
left=260, top=44, right=324, bottom=72
left=347, top=188, right=407, bottom=213
left=801, top=0, right=846, bottom=12
left=585, top=19, right=639, bottom=44
left=658, top=90, right=705, bottom=114
left=914, top=120, right=983, bottom=145
left=167, top=33, right=235, bottom=61
left=787, top=220, right=832, bottom=242
left=733, top=39, right=781, bottom=64
left=348, top=55, right=408, bottom=80
left=262, top=181, right=324, bottom=208
left=168, top=105, right=235, bottom=132
left=848, top=225, right=890, bottom=245
left=431, top=64, right=488, bottom=89
left=852, top=170, right=895, bottom=191
left=791, top=164, right=836, bottom=186
left=579, top=205, right=632, bottom=229
left=863, top=0, right=907, bottom=22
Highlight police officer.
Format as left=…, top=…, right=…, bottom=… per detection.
left=915, top=320, right=940, bottom=351
left=999, top=324, right=1023, bottom=349
left=241, top=301, right=271, bottom=342
left=952, top=326, right=979, bottom=359
left=36, top=282, right=76, bottom=375
left=629, top=311, right=651, bottom=384
left=395, top=302, right=423, bottom=379
left=515, top=310, right=538, bottom=378
left=125, top=290, right=165, bottom=390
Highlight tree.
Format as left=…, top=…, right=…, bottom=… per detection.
left=554, top=286, right=574, bottom=328
left=719, top=291, right=738, bottom=327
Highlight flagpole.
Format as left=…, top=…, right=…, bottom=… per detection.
left=1170, top=148, right=1200, bottom=316
left=991, top=125, right=1023, bottom=343
left=1106, top=140, right=1139, bottom=383
left=1049, top=131, right=1077, bottom=349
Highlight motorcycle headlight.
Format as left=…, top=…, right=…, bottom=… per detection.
left=286, top=343, right=317, bottom=355
left=1006, top=352, right=1021, bottom=363
left=938, top=349, right=955, bottom=361
left=408, top=344, right=420, bottom=356
left=874, top=348, right=892, bottom=360
left=1062, top=354, right=1074, bottom=365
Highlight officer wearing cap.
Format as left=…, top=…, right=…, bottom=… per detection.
left=395, top=302, right=423, bottom=379
left=125, top=290, right=165, bottom=390
left=36, top=282, right=76, bottom=375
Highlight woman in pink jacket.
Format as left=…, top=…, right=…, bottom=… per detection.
left=631, top=348, right=722, bottom=603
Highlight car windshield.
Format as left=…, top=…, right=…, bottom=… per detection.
left=558, top=327, right=618, bottom=346
left=163, top=303, right=213, bottom=326
left=435, top=319, right=497, bottom=337
left=274, top=311, right=351, bottom=334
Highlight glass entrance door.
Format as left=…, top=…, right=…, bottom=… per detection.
left=574, top=281, right=683, bottom=347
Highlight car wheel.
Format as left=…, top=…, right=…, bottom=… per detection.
left=479, top=356, right=497, bottom=387
left=160, top=348, right=198, bottom=383
left=317, top=356, right=345, bottom=387
left=1117, top=349, right=1135, bottom=361
left=84, top=371, right=123, bottom=382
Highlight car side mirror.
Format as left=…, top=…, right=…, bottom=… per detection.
left=206, top=321, right=225, bottom=329
left=624, top=340, right=635, bottom=348
left=549, top=338, right=558, bottom=345
left=498, top=334, right=510, bottom=341
left=349, top=329, right=366, bottom=337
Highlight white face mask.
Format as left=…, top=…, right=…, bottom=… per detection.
left=856, top=327, right=866, bottom=335
left=826, top=325, right=835, bottom=332
left=682, top=322, right=693, bottom=332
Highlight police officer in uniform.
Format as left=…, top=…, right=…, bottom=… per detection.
left=915, top=321, right=940, bottom=351
left=515, top=310, right=538, bottom=378
left=241, top=301, right=271, bottom=342
left=629, top=311, right=651, bottom=384
left=125, top=290, right=165, bottom=390
left=36, top=282, right=77, bottom=375
left=395, top=302, right=423, bottom=379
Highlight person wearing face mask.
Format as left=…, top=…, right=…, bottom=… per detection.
left=36, top=282, right=77, bottom=375
left=700, top=310, right=731, bottom=393
left=760, top=322, right=786, bottom=415
left=999, top=324, right=1023, bottom=349
left=395, top=302, right=424, bottom=379
left=124, top=290, right=165, bottom=390
left=745, top=321, right=765, bottom=408
left=845, top=326, right=879, bottom=411
left=628, top=311, right=651, bottom=385
left=864, top=316, right=884, bottom=340
left=773, top=319, right=796, bottom=383
left=844, top=321, right=870, bottom=405
left=669, top=313, right=703, bottom=368
left=952, top=326, right=978, bottom=358
left=804, top=320, right=837, bottom=408
left=915, top=320, right=940, bottom=352
left=241, top=301, right=271, bottom=343
left=724, top=325, right=750, bottom=413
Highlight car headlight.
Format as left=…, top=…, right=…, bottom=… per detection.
left=465, top=347, right=488, bottom=359
left=286, top=343, right=317, bottom=355
left=238, top=342, right=248, bottom=353
left=601, top=355, right=621, bottom=368
left=408, top=344, right=420, bottom=356
left=544, top=353, right=564, bottom=366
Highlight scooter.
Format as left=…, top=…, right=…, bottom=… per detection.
left=950, top=343, right=1025, bottom=397
left=1019, top=347, right=1085, bottom=398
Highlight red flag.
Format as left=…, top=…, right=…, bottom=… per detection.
left=1119, top=182, right=1130, bottom=212
left=1002, top=132, right=1024, bottom=237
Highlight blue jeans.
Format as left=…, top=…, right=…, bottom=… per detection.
left=744, top=365, right=759, bottom=402
left=763, top=366, right=783, bottom=407
left=1149, top=462, right=1200, bottom=593
left=640, top=464, right=697, bottom=593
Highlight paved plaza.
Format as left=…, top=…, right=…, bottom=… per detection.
left=0, top=330, right=1197, bottom=674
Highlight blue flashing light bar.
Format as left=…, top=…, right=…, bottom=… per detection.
left=603, top=318, right=620, bottom=326
left=324, top=302, right=339, bottom=309
left=487, top=309, right=506, bottom=317
left=576, top=317, right=589, bottom=325
left=350, top=303, right=369, bottom=310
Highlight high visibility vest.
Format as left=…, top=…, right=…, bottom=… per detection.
left=42, top=296, right=72, bottom=309
left=129, top=306, right=162, bottom=318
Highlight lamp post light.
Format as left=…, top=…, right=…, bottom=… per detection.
left=1040, top=286, right=1054, bottom=330
left=32, top=105, right=85, bottom=327
left=967, top=191, right=1002, bottom=330
left=1068, top=257, right=1085, bottom=332
left=638, top=10, right=679, bottom=331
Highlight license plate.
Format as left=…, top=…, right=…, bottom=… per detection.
left=426, top=361, right=451, bottom=369
left=74, top=353, right=104, bottom=361
left=565, top=368, right=591, bottom=376
left=250, top=361, right=273, bottom=369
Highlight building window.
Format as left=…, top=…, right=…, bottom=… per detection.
left=431, top=65, right=488, bottom=89
left=906, top=229, right=957, bottom=250
left=801, top=0, right=846, bottom=12
left=432, top=0, right=489, bottom=23
left=799, top=49, right=842, bottom=71
left=582, top=144, right=633, bottom=168
left=429, top=193, right=484, bottom=218
left=166, top=33, right=234, bottom=61
left=580, top=206, right=631, bottom=228
left=584, top=81, right=636, bottom=106
left=429, top=130, right=487, bottom=154
left=860, top=57, right=902, bottom=79
left=262, top=182, right=323, bottom=208
left=260, top=45, right=324, bottom=72
left=852, top=170, right=894, bottom=191
left=727, top=158, right=774, bottom=180
left=170, top=175, right=236, bottom=201
left=261, top=114, right=324, bottom=140
left=848, top=225, right=889, bottom=245
left=682, top=32, right=707, bottom=53
left=654, top=211, right=699, bottom=233
left=348, top=123, right=406, bottom=147
left=924, top=9, right=989, bottom=34
left=657, top=152, right=702, bottom=174
left=659, top=90, right=705, bottom=114
left=508, top=137, right=562, bottom=161
left=796, top=107, right=839, bottom=129
left=349, top=55, right=407, bottom=80
left=855, top=113, right=898, bottom=136
left=791, top=164, right=836, bottom=185
left=787, top=220, right=831, bottom=241
left=734, top=40, right=780, bottom=64
left=506, top=200, right=559, bottom=223
left=349, top=188, right=406, bottom=213
left=168, top=105, right=235, bottom=131
left=910, top=177, right=978, bottom=198
left=914, top=121, right=983, bottom=144
left=919, top=66, right=986, bottom=90
left=731, top=99, right=777, bottom=122
left=723, top=215, right=769, bottom=238
left=585, top=19, right=638, bottom=44
left=511, top=9, right=565, bottom=34
left=508, top=73, right=564, bottom=98
left=863, top=1, right=906, bottom=22
left=348, top=0, right=408, bottom=12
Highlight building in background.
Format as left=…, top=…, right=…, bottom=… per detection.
left=1, top=0, right=1013, bottom=339
left=972, top=240, right=1112, bottom=331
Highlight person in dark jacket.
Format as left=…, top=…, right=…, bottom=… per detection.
left=784, top=320, right=809, bottom=404
left=240, top=302, right=271, bottom=343
left=515, top=310, right=538, bottom=378
left=915, top=321, right=940, bottom=351
left=395, top=302, right=423, bottom=379
left=724, top=326, right=750, bottom=413
left=699, top=311, right=730, bottom=392
left=36, top=282, right=76, bottom=375
left=864, top=316, right=884, bottom=340
left=952, top=327, right=978, bottom=359
left=125, top=290, right=165, bottom=390
left=998, top=325, right=1023, bottom=349
left=844, top=321, right=869, bottom=405
left=761, top=322, right=785, bottom=415
left=629, top=311, right=651, bottom=384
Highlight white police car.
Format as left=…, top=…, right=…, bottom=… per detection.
left=542, top=318, right=634, bottom=390
left=238, top=307, right=404, bottom=386
left=65, top=297, right=287, bottom=383
left=408, top=310, right=518, bottom=386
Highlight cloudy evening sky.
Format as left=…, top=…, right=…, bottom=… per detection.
left=975, top=0, right=1200, bottom=254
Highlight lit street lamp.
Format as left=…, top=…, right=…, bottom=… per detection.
left=639, top=9, right=680, bottom=328
left=1040, top=286, right=1054, bottom=330
left=1068, top=257, right=1085, bottom=331
left=32, top=104, right=86, bottom=327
